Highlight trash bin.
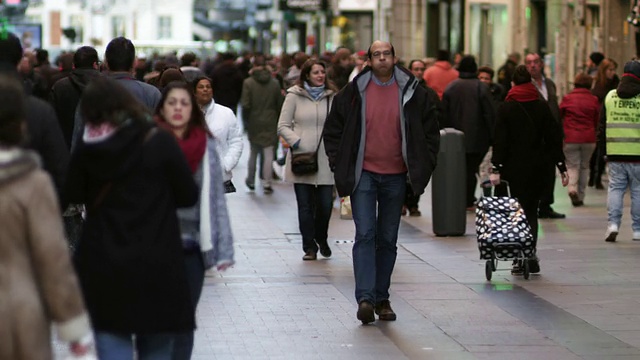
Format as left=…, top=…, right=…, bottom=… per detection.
left=432, top=128, right=466, bottom=236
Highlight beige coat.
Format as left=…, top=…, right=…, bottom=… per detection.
left=277, top=85, right=335, bottom=185
left=0, top=150, right=90, bottom=360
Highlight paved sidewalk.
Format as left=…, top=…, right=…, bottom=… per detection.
left=54, top=149, right=640, bottom=359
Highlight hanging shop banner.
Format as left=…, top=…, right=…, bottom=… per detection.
left=280, top=0, right=328, bottom=12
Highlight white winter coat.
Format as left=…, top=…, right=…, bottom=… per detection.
left=277, top=85, right=335, bottom=185
left=202, top=100, right=243, bottom=181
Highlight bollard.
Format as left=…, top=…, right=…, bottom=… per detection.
left=432, top=128, right=466, bottom=236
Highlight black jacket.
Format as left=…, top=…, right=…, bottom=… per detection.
left=323, top=66, right=440, bottom=197
left=50, top=68, right=102, bottom=149
left=65, top=121, right=199, bottom=333
left=441, top=73, right=495, bottom=154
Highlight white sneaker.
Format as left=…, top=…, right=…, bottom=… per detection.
left=605, top=224, right=619, bottom=243
left=633, top=232, right=640, bottom=241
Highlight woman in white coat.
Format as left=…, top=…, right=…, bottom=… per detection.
left=278, top=59, right=337, bottom=260
left=193, top=76, right=243, bottom=192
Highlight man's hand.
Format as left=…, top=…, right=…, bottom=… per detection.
left=489, top=173, right=501, bottom=186
left=560, top=171, right=569, bottom=187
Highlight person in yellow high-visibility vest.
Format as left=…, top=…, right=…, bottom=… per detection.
left=599, top=60, right=640, bottom=243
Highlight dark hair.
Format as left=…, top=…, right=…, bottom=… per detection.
left=478, top=66, right=495, bottom=78
left=0, top=75, right=26, bottom=146
left=80, top=77, right=150, bottom=126
left=192, top=75, right=212, bottom=93
left=253, top=54, right=266, bottom=67
left=155, top=81, right=210, bottom=138
left=408, top=59, right=426, bottom=70
left=158, top=67, right=186, bottom=89
left=293, top=52, right=309, bottom=69
left=58, top=53, right=74, bottom=71
left=105, top=37, right=136, bottom=72
left=436, top=49, right=450, bottom=62
left=296, top=59, right=337, bottom=91
left=74, top=46, right=99, bottom=68
left=35, top=49, right=49, bottom=65
left=512, top=65, right=532, bottom=85
left=574, top=73, right=593, bottom=89
left=367, top=42, right=396, bottom=59
left=180, top=52, right=197, bottom=67
left=0, top=32, right=23, bottom=67
left=221, top=52, right=235, bottom=62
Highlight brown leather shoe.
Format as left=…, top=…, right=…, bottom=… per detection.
left=357, top=301, right=375, bottom=324
left=375, top=300, right=397, bottom=321
left=302, top=251, right=317, bottom=261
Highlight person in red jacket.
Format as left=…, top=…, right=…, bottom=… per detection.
left=560, top=73, right=601, bottom=206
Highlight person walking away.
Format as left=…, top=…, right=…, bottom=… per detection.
left=323, top=41, right=440, bottom=324
left=599, top=60, right=640, bottom=243
left=50, top=46, right=102, bottom=150
left=0, top=74, right=94, bottom=360
left=442, top=56, right=495, bottom=210
left=525, top=53, right=565, bottom=219
left=590, top=58, right=620, bottom=189
left=489, top=65, right=569, bottom=274
left=193, top=75, right=243, bottom=191
left=423, top=49, right=458, bottom=99
left=278, top=59, right=336, bottom=260
left=154, top=82, right=235, bottom=359
left=209, top=52, right=244, bottom=114
left=560, top=73, right=600, bottom=206
left=497, top=52, right=520, bottom=94
left=241, top=54, right=284, bottom=194
left=327, top=47, right=354, bottom=90
left=64, top=77, right=199, bottom=360
left=105, top=37, right=161, bottom=110
left=586, top=52, right=605, bottom=77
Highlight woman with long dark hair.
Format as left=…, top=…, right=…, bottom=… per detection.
left=154, top=81, right=235, bottom=360
left=65, top=77, right=199, bottom=360
left=278, top=59, right=337, bottom=260
left=489, top=65, right=569, bottom=275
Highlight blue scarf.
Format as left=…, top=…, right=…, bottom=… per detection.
left=304, top=82, right=325, bottom=101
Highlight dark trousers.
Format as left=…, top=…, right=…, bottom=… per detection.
left=589, top=144, right=605, bottom=184
left=466, top=152, right=486, bottom=207
left=404, top=183, right=420, bottom=210
left=496, top=182, right=541, bottom=248
left=539, top=160, right=556, bottom=210
left=294, top=184, right=334, bottom=254
left=172, top=249, right=205, bottom=360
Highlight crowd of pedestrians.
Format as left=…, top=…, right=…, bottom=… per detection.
left=2, top=24, right=640, bottom=357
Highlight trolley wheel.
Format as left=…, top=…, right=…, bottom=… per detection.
left=523, top=259, right=530, bottom=280
left=485, top=260, right=493, bottom=281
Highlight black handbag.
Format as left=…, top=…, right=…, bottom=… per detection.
left=291, top=150, right=319, bottom=175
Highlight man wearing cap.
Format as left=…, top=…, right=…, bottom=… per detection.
left=599, top=60, right=640, bottom=243
left=442, top=55, right=495, bottom=210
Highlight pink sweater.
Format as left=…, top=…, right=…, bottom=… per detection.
left=363, top=81, right=407, bottom=174
left=423, top=61, right=459, bottom=99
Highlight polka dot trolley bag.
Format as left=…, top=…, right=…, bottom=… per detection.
left=475, top=182, right=534, bottom=260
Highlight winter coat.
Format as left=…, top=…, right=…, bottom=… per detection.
left=109, top=73, right=162, bottom=110
left=64, top=121, right=199, bottom=333
left=0, top=149, right=90, bottom=360
left=592, top=75, right=620, bottom=103
left=442, top=74, right=495, bottom=154
left=536, top=77, right=561, bottom=123
left=50, top=68, right=102, bottom=149
left=210, top=62, right=244, bottom=111
left=277, top=84, right=335, bottom=185
left=25, top=95, right=69, bottom=198
left=323, top=66, right=441, bottom=197
left=423, top=61, right=459, bottom=99
left=492, top=99, right=566, bottom=191
left=202, top=100, right=243, bottom=181
left=560, top=88, right=600, bottom=143
left=241, top=69, right=284, bottom=147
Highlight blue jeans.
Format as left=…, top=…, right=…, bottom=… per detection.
left=607, top=162, right=640, bottom=232
left=350, top=170, right=406, bottom=304
left=172, top=249, right=205, bottom=360
left=293, top=184, right=334, bottom=253
left=95, top=332, right=174, bottom=360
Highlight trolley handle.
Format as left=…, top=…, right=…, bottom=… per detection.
left=480, top=179, right=511, bottom=197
